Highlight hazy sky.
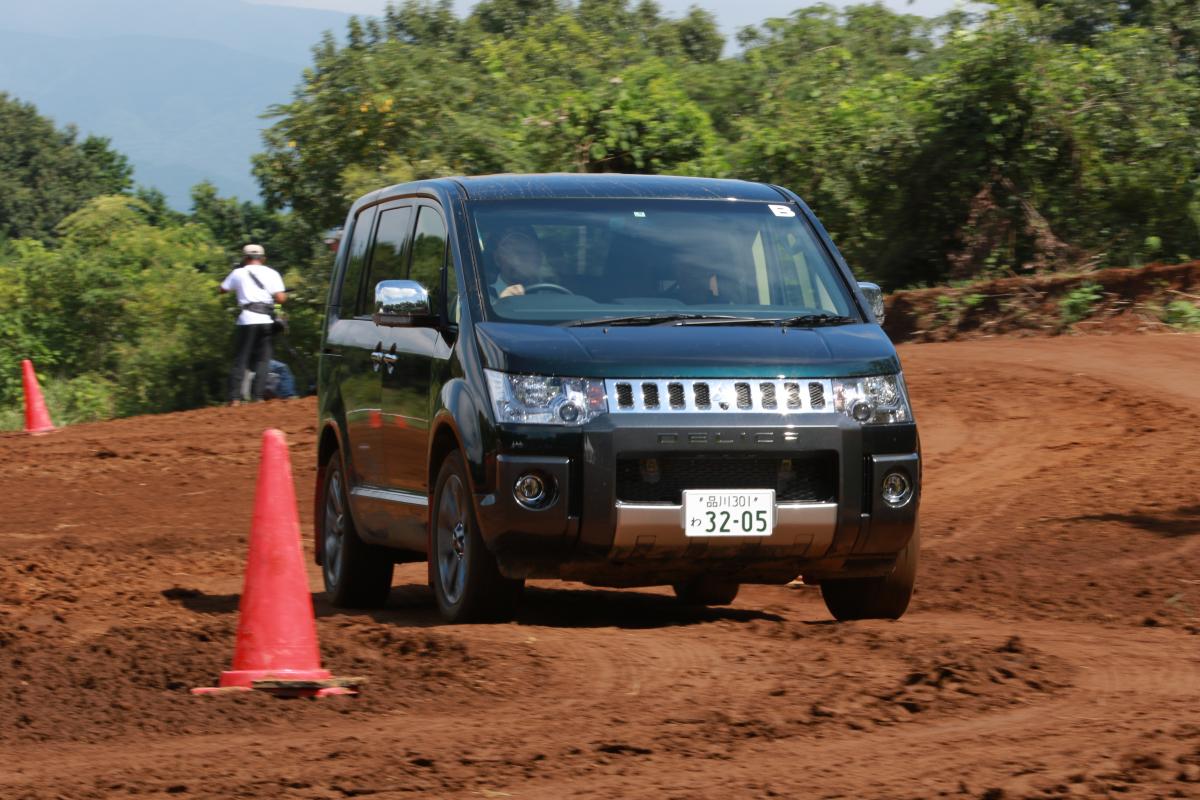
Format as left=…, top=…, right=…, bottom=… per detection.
left=250, top=0, right=970, bottom=39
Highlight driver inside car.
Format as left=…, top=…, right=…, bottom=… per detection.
left=490, top=226, right=547, bottom=298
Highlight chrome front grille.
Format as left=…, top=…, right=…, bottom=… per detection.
left=605, top=379, right=834, bottom=414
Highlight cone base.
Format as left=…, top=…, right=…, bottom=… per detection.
left=219, top=667, right=332, bottom=688
left=26, top=425, right=55, bottom=436
left=191, top=671, right=362, bottom=698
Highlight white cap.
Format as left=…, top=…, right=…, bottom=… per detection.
left=242, top=243, right=266, bottom=257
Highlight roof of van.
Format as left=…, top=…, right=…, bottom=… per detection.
left=449, top=173, right=788, bottom=202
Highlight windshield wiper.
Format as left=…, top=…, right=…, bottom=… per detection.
left=676, top=313, right=859, bottom=327
left=776, top=313, right=859, bottom=327
left=565, top=313, right=757, bottom=328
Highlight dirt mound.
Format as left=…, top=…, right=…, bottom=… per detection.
left=0, top=607, right=543, bottom=746
left=653, top=624, right=1070, bottom=760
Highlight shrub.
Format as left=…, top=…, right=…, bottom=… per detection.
left=1059, top=282, right=1104, bottom=325
left=1163, top=299, right=1200, bottom=330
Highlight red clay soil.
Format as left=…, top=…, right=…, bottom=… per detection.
left=2, top=334, right=1199, bottom=799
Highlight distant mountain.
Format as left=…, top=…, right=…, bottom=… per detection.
left=0, top=0, right=350, bottom=208
left=0, top=0, right=348, bottom=68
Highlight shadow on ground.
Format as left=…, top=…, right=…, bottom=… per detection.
left=1073, top=504, right=1200, bottom=537
left=163, top=583, right=784, bottom=629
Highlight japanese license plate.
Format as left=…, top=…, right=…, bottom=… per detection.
left=683, top=490, right=775, bottom=537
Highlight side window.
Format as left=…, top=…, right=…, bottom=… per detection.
left=410, top=206, right=448, bottom=314
left=337, top=204, right=377, bottom=316
left=361, top=205, right=413, bottom=314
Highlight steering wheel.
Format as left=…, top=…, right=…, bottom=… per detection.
left=523, top=283, right=574, bottom=295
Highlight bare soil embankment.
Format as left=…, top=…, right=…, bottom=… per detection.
left=885, top=260, right=1200, bottom=342
left=1, top=334, right=1199, bottom=799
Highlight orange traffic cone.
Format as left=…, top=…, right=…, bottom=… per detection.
left=193, top=429, right=361, bottom=697
left=21, top=360, right=55, bottom=435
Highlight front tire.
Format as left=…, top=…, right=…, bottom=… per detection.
left=320, top=455, right=394, bottom=608
left=673, top=576, right=740, bottom=606
left=820, top=525, right=920, bottom=621
left=430, top=451, right=523, bottom=623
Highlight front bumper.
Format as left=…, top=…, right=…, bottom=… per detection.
left=474, top=413, right=919, bottom=583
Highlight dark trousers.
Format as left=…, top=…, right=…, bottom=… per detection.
left=229, top=324, right=274, bottom=401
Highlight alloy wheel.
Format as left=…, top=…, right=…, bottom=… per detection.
left=436, top=474, right=469, bottom=606
left=323, top=468, right=346, bottom=586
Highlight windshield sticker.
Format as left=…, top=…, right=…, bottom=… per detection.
left=768, top=205, right=796, bottom=217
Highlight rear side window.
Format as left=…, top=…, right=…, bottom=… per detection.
left=362, top=205, right=413, bottom=314
left=337, top=204, right=377, bottom=316
left=409, top=206, right=448, bottom=315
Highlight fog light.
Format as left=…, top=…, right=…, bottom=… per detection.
left=514, top=473, right=549, bottom=509
left=881, top=470, right=913, bottom=508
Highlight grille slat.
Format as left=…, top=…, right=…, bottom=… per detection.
left=784, top=382, right=802, bottom=410
left=605, top=378, right=836, bottom=414
left=760, top=382, right=777, bottom=410
left=616, top=383, right=634, bottom=409
left=809, top=381, right=826, bottom=409
left=616, top=454, right=838, bottom=504
left=642, top=382, right=660, bottom=409
left=668, top=382, right=685, bottom=409
left=734, top=382, right=752, bottom=410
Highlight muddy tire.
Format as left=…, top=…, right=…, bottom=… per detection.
left=430, top=451, right=524, bottom=623
left=673, top=576, right=740, bottom=606
left=320, top=455, right=394, bottom=608
left=821, top=526, right=920, bottom=621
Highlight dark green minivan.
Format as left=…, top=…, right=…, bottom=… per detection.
left=315, top=174, right=920, bottom=623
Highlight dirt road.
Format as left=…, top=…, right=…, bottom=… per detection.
left=2, top=334, right=1198, bottom=799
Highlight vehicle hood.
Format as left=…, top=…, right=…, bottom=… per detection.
left=474, top=322, right=900, bottom=378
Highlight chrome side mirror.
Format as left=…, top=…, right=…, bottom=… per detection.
left=858, top=281, right=885, bottom=325
left=374, top=280, right=433, bottom=327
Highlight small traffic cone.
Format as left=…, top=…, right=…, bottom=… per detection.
left=193, top=429, right=361, bottom=698
left=21, top=360, right=55, bottom=435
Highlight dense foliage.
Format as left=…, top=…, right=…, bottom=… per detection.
left=255, top=0, right=1200, bottom=288
left=0, top=197, right=228, bottom=425
left=6, top=0, right=1200, bottom=426
left=0, top=93, right=133, bottom=242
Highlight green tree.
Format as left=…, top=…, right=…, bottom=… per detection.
left=254, top=0, right=728, bottom=232
left=0, top=94, right=133, bottom=242
left=0, top=197, right=229, bottom=423
left=525, top=59, right=727, bottom=174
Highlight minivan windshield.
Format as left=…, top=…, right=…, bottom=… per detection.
left=470, top=199, right=860, bottom=326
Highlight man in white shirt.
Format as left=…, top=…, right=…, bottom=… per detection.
left=219, top=244, right=287, bottom=405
